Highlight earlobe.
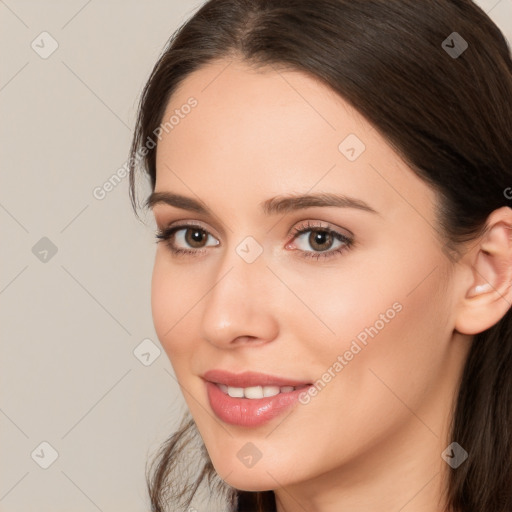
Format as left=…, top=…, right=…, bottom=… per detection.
left=454, top=207, right=512, bottom=335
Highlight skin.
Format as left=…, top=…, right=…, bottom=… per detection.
left=149, top=57, right=512, bottom=512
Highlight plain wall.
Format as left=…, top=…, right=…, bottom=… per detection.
left=1, top=1, right=511, bottom=510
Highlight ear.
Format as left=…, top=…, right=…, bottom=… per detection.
left=454, top=206, right=512, bottom=335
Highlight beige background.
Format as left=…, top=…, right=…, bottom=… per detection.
left=1, top=1, right=511, bottom=511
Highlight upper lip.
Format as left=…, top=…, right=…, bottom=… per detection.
left=203, top=369, right=312, bottom=388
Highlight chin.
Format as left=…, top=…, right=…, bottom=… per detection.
left=208, top=451, right=299, bottom=492
left=220, top=471, right=277, bottom=492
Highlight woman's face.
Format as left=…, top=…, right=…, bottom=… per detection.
left=149, top=58, right=469, bottom=493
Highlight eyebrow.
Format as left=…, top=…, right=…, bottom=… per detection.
left=145, top=191, right=379, bottom=216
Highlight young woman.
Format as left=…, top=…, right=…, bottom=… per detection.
left=128, top=1, right=512, bottom=511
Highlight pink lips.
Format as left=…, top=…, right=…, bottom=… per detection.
left=203, top=369, right=311, bottom=427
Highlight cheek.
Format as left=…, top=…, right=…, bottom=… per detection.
left=334, top=258, right=450, bottom=415
left=291, top=241, right=451, bottom=409
left=315, top=239, right=449, bottom=355
left=276, top=266, right=451, bottom=474
left=150, top=251, right=201, bottom=358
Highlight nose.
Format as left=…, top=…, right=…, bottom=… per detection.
left=199, top=243, right=279, bottom=349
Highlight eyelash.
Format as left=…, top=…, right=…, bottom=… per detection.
left=154, top=220, right=354, bottom=261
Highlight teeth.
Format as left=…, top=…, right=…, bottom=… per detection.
left=244, top=386, right=264, bottom=399
left=227, top=386, right=244, bottom=398
left=263, top=386, right=281, bottom=397
left=221, top=384, right=297, bottom=399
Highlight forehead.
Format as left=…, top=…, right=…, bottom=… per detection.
left=154, top=58, right=436, bottom=222
left=157, top=58, right=363, bottom=162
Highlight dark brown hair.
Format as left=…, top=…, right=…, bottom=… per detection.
left=128, top=1, right=512, bottom=511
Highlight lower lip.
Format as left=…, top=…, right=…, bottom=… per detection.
left=205, top=381, right=309, bottom=427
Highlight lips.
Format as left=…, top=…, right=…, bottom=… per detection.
left=202, top=369, right=312, bottom=427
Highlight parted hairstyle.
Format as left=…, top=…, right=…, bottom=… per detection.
left=128, top=1, right=512, bottom=511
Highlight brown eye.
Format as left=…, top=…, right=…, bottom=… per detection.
left=307, top=230, right=335, bottom=252
left=289, top=221, right=354, bottom=261
left=184, top=227, right=209, bottom=248
left=155, top=223, right=220, bottom=256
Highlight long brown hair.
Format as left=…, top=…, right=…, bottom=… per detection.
left=128, top=1, right=512, bottom=510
